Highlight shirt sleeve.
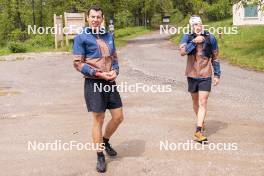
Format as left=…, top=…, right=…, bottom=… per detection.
left=210, top=35, right=221, bottom=77
left=72, top=35, right=85, bottom=56
left=72, top=35, right=97, bottom=77
left=179, top=34, right=196, bottom=55
left=179, top=34, right=189, bottom=45
left=111, top=34, right=119, bottom=75
left=210, top=35, right=219, bottom=52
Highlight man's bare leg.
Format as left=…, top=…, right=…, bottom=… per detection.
left=197, top=91, right=210, bottom=127
left=193, top=91, right=210, bottom=142
left=92, top=112, right=105, bottom=152
left=92, top=112, right=106, bottom=172
left=104, top=107, right=124, bottom=139
left=102, top=107, right=123, bottom=156
left=191, top=92, right=199, bottom=116
left=191, top=92, right=207, bottom=130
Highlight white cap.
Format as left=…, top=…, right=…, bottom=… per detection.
left=189, top=16, right=202, bottom=26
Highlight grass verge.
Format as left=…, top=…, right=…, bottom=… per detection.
left=171, top=18, right=264, bottom=71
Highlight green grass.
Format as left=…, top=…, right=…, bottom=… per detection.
left=0, top=46, right=11, bottom=56
left=115, top=26, right=152, bottom=47
left=0, top=34, right=55, bottom=56
left=0, top=27, right=152, bottom=56
left=0, top=45, right=58, bottom=55
left=171, top=18, right=264, bottom=71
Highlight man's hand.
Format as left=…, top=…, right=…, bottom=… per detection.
left=193, top=36, right=205, bottom=44
left=95, top=70, right=117, bottom=81
left=213, top=77, right=220, bottom=86
left=96, top=72, right=111, bottom=80
left=107, top=70, right=117, bottom=81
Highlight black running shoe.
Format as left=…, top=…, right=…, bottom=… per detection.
left=105, top=143, right=117, bottom=157
left=96, top=152, right=106, bottom=173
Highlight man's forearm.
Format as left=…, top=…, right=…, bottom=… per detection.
left=111, top=61, right=119, bottom=75
left=212, top=59, right=221, bottom=77
left=111, top=52, right=119, bottom=75
left=186, top=41, right=197, bottom=54
left=73, top=56, right=97, bottom=77
left=81, top=64, right=97, bottom=77
left=179, top=41, right=197, bottom=56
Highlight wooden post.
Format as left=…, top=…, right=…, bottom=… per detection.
left=54, top=14, right=63, bottom=49
left=54, top=14, right=57, bottom=49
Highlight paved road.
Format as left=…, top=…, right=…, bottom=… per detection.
left=0, top=31, right=263, bottom=176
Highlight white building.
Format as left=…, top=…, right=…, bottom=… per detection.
left=233, top=1, right=264, bottom=25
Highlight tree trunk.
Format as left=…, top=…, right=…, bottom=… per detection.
left=32, top=0, right=36, bottom=25
left=40, top=0, right=43, bottom=27
left=15, top=0, right=25, bottom=31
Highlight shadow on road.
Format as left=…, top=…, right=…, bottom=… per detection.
left=107, top=139, right=146, bottom=163
left=206, top=120, right=228, bottom=137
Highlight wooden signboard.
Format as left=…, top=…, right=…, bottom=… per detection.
left=64, top=12, right=86, bottom=46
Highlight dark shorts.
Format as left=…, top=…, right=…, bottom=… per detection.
left=84, top=79, right=123, bottom=112
left=187, top=77, right=212, bottom=93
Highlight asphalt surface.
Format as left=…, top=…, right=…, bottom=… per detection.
left=0, top=31, right=263, bottom=176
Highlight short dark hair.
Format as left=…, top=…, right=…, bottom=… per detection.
left=87, top=5, right=104, bottom=17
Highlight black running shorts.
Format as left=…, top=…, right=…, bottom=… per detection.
left=84, top=78, right=123, bottom=112
left=187, top=77, right=212, bottom=93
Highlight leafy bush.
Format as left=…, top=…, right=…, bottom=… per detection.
left=115, top=10, right=134, bottom=28
left=0, top=40, right=6, bottom=47
left=8, top=29, right=29, bottom=42
left=8, top=42, right=27, bottom=53
left=170, top=8, right=184, bottom=24
left=205, top=0, right=232, bottom=21
left=26, top=34, right=54, bottom=48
